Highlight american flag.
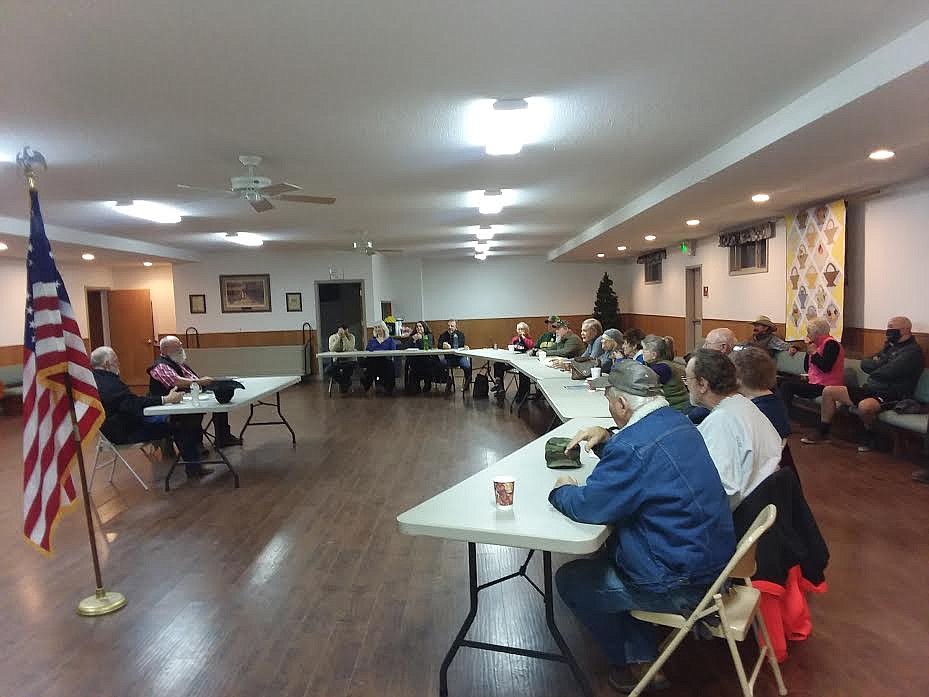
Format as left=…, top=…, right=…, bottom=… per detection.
left=23, top=189, right=104, bottom=552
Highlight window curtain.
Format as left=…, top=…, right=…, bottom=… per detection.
left=718, top=221, right=776, bottom=247
left=636, top=249, right=667, bottom=265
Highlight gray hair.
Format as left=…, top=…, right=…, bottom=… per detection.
left=159, top=335, right=182, bottom=352
left=807, top=318, right=831, bottom=340
left=372, top=321, right=389, bottom=337
left=90, top=346, right=116, bottom=369
left=516, top=321, right=530, bottom=333
left=582, top=318, right=603, bottom=334
left=642, top=334, right=667, bottom=358
left=604, top=387, right=663, bottom=412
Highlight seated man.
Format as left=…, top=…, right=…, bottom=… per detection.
left=580, top=318, right=605, bottom=360
left=91, top=346, right=209, bottom=477
left=687, top=327, right=739, bottom=424
left=544, top=320, right=584, bottom=360
left=437, top=319, right=472, bottom=393
left=748, top=315, right=790, bottom=356
left=148, top=336, right=242, bottom=448
left=534, top=315, right=560, bottom=354
left=802, top=316, right=924, bottom=452
left=551, top=362, right=735, bottom=692
left=686, top=349, right=782, bottom=509
left=327, top=323, right=356, bottom=393
left=599, top=328, right=624, bottom=373
left=492, top=321, right=534, bottom=396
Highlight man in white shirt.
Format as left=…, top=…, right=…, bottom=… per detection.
left=327, top=324, right=356, bottom=393
left=685, top=349, right=781, bottom=509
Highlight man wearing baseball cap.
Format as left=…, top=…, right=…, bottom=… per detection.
left=535, top=314, right=561, bottom=353
left=550, top=362, right=734, bottom=693
left=544, top=319, right=584, bottom=358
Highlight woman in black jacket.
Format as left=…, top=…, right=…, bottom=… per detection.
left=406, top=321, right=440, bottom=394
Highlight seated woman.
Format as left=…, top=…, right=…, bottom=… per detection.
left=493, top=321, right=534, bottom=396
left=731, top=346, right=791, bottom=440
left=641, top=334, right=690, bottom=412
left=406, top=321, right=440, bottom=394
left=598, top=328, right=624, bottom=373
left=782, top=317, right=845, bottom=408
left=362, top=321, right=398, bottom=394
left=621, top=327, right=645, bottom=364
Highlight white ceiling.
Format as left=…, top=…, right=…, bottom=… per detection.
left=1, top=1, right=928, bottom=262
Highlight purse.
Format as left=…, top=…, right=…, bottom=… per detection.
left=570, top=356, right=596, bottom=380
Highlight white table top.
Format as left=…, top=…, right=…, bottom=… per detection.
left=536, top=380, right=612, bottom=420
left=143, top=375, right=301, bottom=415
left=316, top=348, right=455, bottom=359
left=397, top=418, right=615, bottom=554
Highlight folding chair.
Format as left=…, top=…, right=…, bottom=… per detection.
left=628, top=504, right=787, bottom=697
left=90, top=433, right=157, bottom=491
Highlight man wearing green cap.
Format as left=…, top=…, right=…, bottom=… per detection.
left=544, top=319, right=584, bottom=358
left=535, top=314, right=561, bottom=353
left=549, top=361, right=735, bottom=693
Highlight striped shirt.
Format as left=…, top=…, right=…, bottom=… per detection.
left=150, top=359, right=198, bottom=390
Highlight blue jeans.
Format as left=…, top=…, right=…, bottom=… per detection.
left=439, top=355, right=471, bottom=380
left=556, top=555, right=708, bottom=666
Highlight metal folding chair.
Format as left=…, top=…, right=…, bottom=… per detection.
left=90, top=433, right=157, bottom=491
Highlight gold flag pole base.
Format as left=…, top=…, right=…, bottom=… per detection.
left=77, top=587, right=127, bottom=617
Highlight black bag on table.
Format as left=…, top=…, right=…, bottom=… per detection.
left=472, top=373, right=489, bottom=399
left=571, top=356, right=596, bottom=380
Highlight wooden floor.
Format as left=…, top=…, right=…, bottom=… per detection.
left=1, top=383, right=927, bottom=697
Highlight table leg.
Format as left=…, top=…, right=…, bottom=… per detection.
left=164, top=445, right=239, bottom=491
left=438, top=544, right=592, bottom=697
left=237, top=392, right=297, bottom=445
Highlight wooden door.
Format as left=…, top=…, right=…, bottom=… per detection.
left=106, top=289, right=156, bottom=387
left=685, top=266, right=703, bottom=353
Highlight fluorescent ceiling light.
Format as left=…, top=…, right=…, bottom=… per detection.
left=596, top=253, right=605, bottom=258
left=107, top=200, right=182, bottom=224
left=81, top=253, right=95, bottom=261
left=617, top=246, right=627, bottom=251
left=142, top=261, right=153, bottom=267
left=0, top=242, right=7, bottom=251
left=869, top=149, right=894, bottom=160
left=476, top=225, right=495, bottom=241
left=485, top=98, right=530, bottom=156
left=644, top=235, right=657, bottom=241
left=686, top=219, right=700, bottom=227
left=224, top=232, right=264, bottom=247
left=478, top=189, right=505, bottom=215
left=474, top=242, right=491, bottom=254
left=474, top=252, right=487, bottom=261
left=751, top=193, right=770, bottom=203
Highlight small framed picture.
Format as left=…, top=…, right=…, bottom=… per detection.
left=189, top=294, right=206, bottom=314
left=286, top=292, right=303, bottom=312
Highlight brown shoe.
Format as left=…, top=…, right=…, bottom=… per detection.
left=608, top=663, right=670, bottom=693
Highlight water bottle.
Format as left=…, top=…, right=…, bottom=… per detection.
left=190, top=382, right=201, bottom=405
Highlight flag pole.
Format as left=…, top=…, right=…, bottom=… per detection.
left=20, top=150, right=125, bottom=617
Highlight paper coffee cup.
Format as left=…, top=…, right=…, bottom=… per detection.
left=507, top=344, right=516, bottom=352
left=590, top=367, right=602, bottom=378
left=538, top=350, right=546, bottom=361
left=493, top=476, right=515, bottom=509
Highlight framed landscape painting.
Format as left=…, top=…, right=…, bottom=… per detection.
left=220, top=274, right=272, bottom=313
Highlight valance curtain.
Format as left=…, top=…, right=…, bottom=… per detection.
left=636, top=249, right=667, bottom=265
left=718, top=221, right=776, bottom=247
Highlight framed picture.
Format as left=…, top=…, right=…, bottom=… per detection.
left=189, top=294, right=206, bottom=314
left=286, top=292, right=303, bottom=312
left=219, top=274, right=272, bottom=313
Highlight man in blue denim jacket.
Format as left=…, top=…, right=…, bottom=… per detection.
left=550, top=361, right=735, bottom=692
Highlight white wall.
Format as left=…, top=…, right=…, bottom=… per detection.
left=111, top=265, right=177, bottom=335
left=421, top=256, right=622, bottom=320
left=371, top=254, right=424, bottom=321
left=172, top=249, right=377, bottom=333
left=614, top=220, right=788, bottom=323
left=0, top=257, right=114, bottom=345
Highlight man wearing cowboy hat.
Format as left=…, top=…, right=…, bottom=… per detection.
left=748, top=315, right=790, bottom=356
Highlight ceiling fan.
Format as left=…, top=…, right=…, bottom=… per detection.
left=352, top=236, right=402, bottom=256
left=178, top=155, right=336, bottom=213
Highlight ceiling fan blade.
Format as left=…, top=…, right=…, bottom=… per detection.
left=378, top=249, right=404, bottom=254
left=249, top=197, right=274, bottom=213
left=278, top=194, right=337, bottom=205
left=259, top=182, right=301, bottom=197
left=177, top=184, right=236, bottom=195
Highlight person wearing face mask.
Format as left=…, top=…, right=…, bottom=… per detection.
left=148, top=335, right=243, bottom=449
left=550, top=362, right=735, bottom=693
left=802, top=316, right=923, bottom=452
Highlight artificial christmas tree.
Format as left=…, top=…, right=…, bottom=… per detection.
left=593, top=272, right=622, bottom=330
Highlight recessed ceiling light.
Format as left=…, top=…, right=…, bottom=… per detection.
left=686, top=219, right=700, bottom=227
left=474, top=241, right=491, bottom=254
left=478, top=189, right=505, bottom=215
left=0, top=242, right=7, bottom=252
left=106, top=200, right=182, bottom=224
left=142, top=261, right=153, bottom=267
left=224, top=232, right=264, bottom=247
left=644, top=235, right=657, bottom=241
left=596, top=253, right=606, bottom=258
left=617, top=246, right=627, bottom=252
left=81, top=253, right=95, bottom=261
left=476, top=225, right=495, bottom=241
left=751, top=193, right=770, bottom=203
left=474, top=252, right=487, bottom=261
left=869, top=148, right=894, bottom=160
left=485, top=98, right=530, bottom=156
